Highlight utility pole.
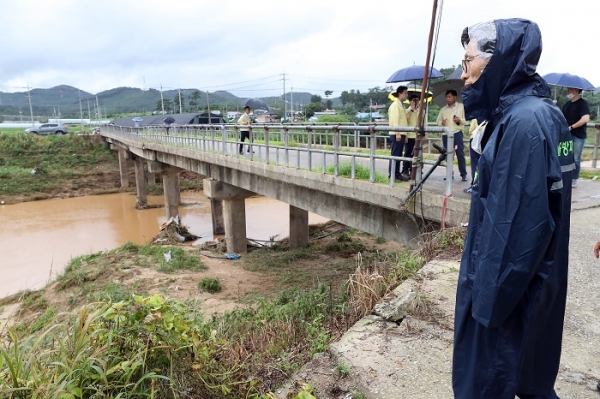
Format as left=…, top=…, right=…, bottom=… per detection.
left=206, top=91, right=211, bottom=122
left=87, top=99, right=91, bottom=121
left=178, top=88, right=182, bottom=114
left=27, top=85, right=34, bottom=126
left=282, top=73, right=286, bottom=122
left=160, top=84, right=165, bottom=115
left=78, top=90, right=84, bottom=132
left=290, top=86, right=293, bottom=123
left=95, top=95, right=101, bottom=125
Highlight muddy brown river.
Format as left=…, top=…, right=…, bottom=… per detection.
left=0, top=192, right=327, bottom=297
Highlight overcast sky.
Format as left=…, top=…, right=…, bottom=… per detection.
left=1, top=0, right=597, bottom=98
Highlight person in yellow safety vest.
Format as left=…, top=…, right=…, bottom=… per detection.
left=437, top=90, right=467, bottom=181
left=388, top=85, right=409, bottom=181
left=402, top=94, right=420, bottom=177
left=463, top=118, right=481, bottom=193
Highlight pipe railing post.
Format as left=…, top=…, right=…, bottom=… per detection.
left=333, top=125, right=340, bottom=176
left=445, top=128, right=455, bottom=196
left=264, top=125, right=270, bottom=164
left=593, top=126, right=599, bottom=168
left=307, top=126, right=313, bottom=171
left=369, top=125, right=376, bottom=183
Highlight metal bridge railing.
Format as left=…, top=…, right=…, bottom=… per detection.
left=104, top=123, right=457, bottom=195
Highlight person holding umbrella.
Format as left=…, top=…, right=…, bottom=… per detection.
left=238, top=106, right=252, bottom=154
left=437, top=90, right=467, bottom=181
left=562, top=87, right=590, bottom=188
left=402, top=94, right=420, bottom=177
left=387, top=86, right=409, bottom=181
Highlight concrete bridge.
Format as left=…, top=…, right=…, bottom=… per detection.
left=100, top=124, right=471, bottom=252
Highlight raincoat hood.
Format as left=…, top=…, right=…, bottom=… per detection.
left=462, top=19, right=551, bottom=121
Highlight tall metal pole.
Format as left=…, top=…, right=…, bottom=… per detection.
left=27, top=85, right=34, bottom=126
left=87, top=99, right=91, bottom=121
left=206, top=91, right=211, bottom=121
left=282, top=73, right=286, bottom=122
left=78, top=90, right=84, bottom=132
left=178, top=88, right=182, bottom=114
left=160, top=84, right=165, bottom=115
left=291, top=86, right=293, bottom=123
left=95, top=95, right=101, bottom=125
left=409, top=0, right=439, bottom=190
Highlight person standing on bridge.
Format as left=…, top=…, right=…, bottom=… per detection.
left=238, top=106, right=252, bottom=154
left=453, top=19, right=574, bottom=399
left=401, top=94, right=419, bottom=178
left=437, top=90, right=467, bottom=181
left=562, top=87, right=590, bottom=188
left=388, top=85, right=409, bottom=181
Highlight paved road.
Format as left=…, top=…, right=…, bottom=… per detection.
left=279, top=175, right=600, bottom=399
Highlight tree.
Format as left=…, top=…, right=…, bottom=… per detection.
left=189, top=90, right=201, bottom=112
left=335, top=104, right=357, bottom=119
left=367, top=86, right=391, bottom=106
left=310, top=94, right=323, bottom=104
left=304, top=102, right=326, bottom=118
left=326, top=99, right=333, bottom=109
left=340, top=91, right=351, bottom=106
left=173, top=93, right=185, bottom=113
left=324, top=90, right=333, bottom=98
left=162, top=99, right=173, bottom=113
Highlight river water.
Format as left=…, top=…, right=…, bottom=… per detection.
left=0, top=192, right=327, bottom=297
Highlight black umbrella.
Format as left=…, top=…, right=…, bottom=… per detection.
left=163, top=116, right=175, bottom=124
left=244, top=98, right=270, bottom=111
left=431, top=66, right=465, bottom=107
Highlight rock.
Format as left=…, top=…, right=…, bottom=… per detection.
left=563, top=373, right=585, bottom=384
left=373, top=284, right=416, bottom=321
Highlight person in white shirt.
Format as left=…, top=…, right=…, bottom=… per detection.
left=238, top=106, right=252, bottom=154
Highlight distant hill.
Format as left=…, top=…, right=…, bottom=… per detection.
left=0, top=86, right=345, bottom=119
left=0, top=86, right=248, bottom=118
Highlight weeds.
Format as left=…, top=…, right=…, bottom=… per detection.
left=312, top=162, right=389, bottom=183
left=198, top=277, right=222, bottom=293
left=336, top=360, right=351, bottom=378
left=0, top=133, right=117, bottom=198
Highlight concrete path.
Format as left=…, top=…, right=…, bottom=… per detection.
left=277, top=175, right=600, bottom=399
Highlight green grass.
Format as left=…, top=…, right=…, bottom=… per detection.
left=312, top=162, right=389, bottom=183
left=198, top=277, right=222, bottom=293
left=0, top=132, right=117, bottom=197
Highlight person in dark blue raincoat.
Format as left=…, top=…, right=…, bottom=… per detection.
left=452, top=19, right=574, bottom=399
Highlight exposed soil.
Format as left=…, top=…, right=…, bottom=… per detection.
left=0, top=224, right=407, bottom=330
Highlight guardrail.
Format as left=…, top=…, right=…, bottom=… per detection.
left=103, top=123, right=459, bottom=196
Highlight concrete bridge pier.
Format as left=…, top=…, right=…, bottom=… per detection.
left=210, top=198, right=225, bottom=235
left=148, top=161, right=183, bottom=219
left=203, top=179, right=255, bottom=253
left=289, top=205, right=309, bottom=248
left=114, top=147, right=133, bottom=188
left=133, top=156, right=148, bottom=208
left=162, top=169, right=182, bottom=219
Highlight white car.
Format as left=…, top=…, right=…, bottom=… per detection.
left=25, top=123, right=69, bottom=135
